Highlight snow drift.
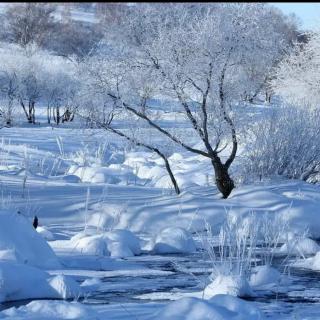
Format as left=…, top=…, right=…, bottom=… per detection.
left=0, top=212, right=60, bottom=269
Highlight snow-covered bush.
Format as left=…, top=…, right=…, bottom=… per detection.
left=242, top=107, right=320, bottom=183
left=200, top=214, right=258, bottom=297
left=200, top=212, right=292, bottom=297
left=256, top=213, right=291, bottom=266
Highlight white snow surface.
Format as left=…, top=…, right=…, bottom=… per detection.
left=0, top=102, right=319, bottom=319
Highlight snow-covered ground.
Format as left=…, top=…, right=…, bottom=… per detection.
left=0, top=111, right=320, bottom=319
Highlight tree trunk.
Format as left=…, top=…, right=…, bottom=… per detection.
left=47, top=105, right=51, bottom=124
left=265, top=91, right=271, bottom=104
left=212, top=160, right=234, bottom=199
left=56, top=106, right=60, bottom=125
left=28, top=101, right=36, bottom=124
left=160, top=154, right=180, bottom=195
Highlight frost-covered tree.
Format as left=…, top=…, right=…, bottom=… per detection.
left=243, top=107, right=320, bottom=182
left=46, top=20, right=103, bottom=59
left=4, top=3, right=56, bottom=48
left=76, top=71, right=181, bottom=194
left=272, top=30, right=320, bottom=107
left=42, top=57, right=78, bottom=125
left=243, top=7, right=300, bottom=103
left=0, top=69, right=18, bottom=126
left=80, top=3, right=293, bottom=198
left=14, top=46, right=47, bottom=124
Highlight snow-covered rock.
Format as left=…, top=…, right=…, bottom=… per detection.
left=151, top=295, right=262, bottom=320
left=279, top=237, right=320, bottom=256
left=250, top=265, right=281, bottom=288
left=36, top=226, right=55, bottom=241
left=0, top=212, right=60, bottom=269
left=0, top=262, right=82, bottom=303
left=1, top=300, right=98, bottom=319
left=152, top=227, right=196, bottom=254
left=203, top=275, right=253, bottom=298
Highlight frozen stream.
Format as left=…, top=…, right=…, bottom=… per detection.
left=82, top=239, right=320, bottom=319
left=2, top=236, right=320, bottom=319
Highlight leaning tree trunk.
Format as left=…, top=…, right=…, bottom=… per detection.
left=212, top=160, right=234, bottom=199
left=158, top=152, right=180, bottom=195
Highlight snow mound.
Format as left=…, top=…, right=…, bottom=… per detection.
left=151, top=295, right=262, bottom=320
left=1, top=300, right=98, bottom=319
left=0, top=262, right=82, bottom=303
left=203, top=275, right=253, bottom=298
left=48, top=275, right=82, bottom=300
left=105, top=229, right=141, bottom=256
left=250, top=265, right=281, bottom=288
left=279, top=237, right=320, bottom=256
left=70, top=229, right=141, bottom=258
left=73, top=234, right=110, bottom=256
left=294, top=251, right=320, bottom=271
left=209, top=294, right=263, bottom=319
left=152, top=227, right=196, bottom=254
left=0, top=212, right=60, bottom=269
left=68, top=165, right=128, bottom=184
left=36, top=226, right=55, bottom=241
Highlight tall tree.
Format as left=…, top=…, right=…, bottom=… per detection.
left=81, top=3, right=294, bottom=198
left=4, top=3, right=56, bottom=47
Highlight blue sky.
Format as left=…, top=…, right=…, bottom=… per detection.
left=271, top=3, right=320, bottom=30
